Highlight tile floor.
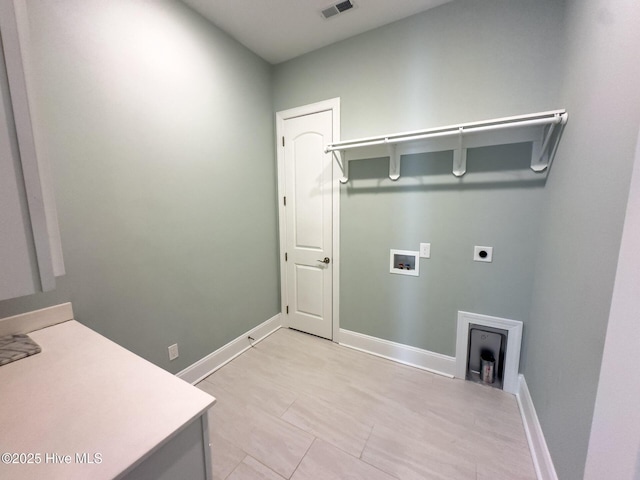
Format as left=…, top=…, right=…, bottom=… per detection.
left=197, top=328, right=536, bottom=480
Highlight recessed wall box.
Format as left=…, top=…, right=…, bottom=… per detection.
left=467, top=324, right=507, bottom=389
left=390, top=249, right=419, bottom=276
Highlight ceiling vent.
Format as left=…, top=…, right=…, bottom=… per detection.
left=321, top=0, right=355, bottom=20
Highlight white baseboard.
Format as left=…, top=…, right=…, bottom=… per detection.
left=516, top=374, right=558, bottom=480
left=177, top=313, right=282, bottom=385
left=338, top=329, right=456, bottom=378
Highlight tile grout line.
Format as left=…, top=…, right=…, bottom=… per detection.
left=359, top=423, right=375, bottom=460
left=357, top=421, right=403, bottom=480
left=221, top=453, right=250, bottom=480
left=243, top=454, right=288, bottom=480
left=358, top=449, right=403, bottom=480
left=288, top=436, right=317, bottom=479
left=278, top=393, right=299, bottom=420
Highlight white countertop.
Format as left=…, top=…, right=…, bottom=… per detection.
left=0, top=319, right=215, bottom=480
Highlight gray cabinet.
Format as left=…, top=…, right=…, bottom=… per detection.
left=0, top=0, right=63, bottom=302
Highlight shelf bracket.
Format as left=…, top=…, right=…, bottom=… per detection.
left=333, top=150, right=349, bottom=184
left=453, top=127, right=467, bottom=177
left=531, top=112, right=567, bottom=172
left=388, top=142, right=400, bottom=181
left=531, top=122, right=555, bottom=172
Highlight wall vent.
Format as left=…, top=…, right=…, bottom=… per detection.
left=321, top=0, right=355, bottom=20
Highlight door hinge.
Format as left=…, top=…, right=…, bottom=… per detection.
left=283, top=196, right=286, bottom=206
left=286, top=305, right=289, bottom=314
left=282, top=136, right=285, bottom=147
left=285, top=252, right=288, bottom=261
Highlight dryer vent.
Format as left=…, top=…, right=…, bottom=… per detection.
left=321, top=0, right=355, bottom=20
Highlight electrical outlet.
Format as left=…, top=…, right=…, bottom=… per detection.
left=168, top=343, right=179, bottom=361
left=473, top=246, right=493, bottom=262
left=419, top=243, right=431, bottom=258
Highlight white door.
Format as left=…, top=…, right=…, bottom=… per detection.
left=282, top=110, right=334, bottom=339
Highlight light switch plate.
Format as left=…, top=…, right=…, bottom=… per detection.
left=168, top=343, right=179, bottom=361
left=419, top=243, right=431, bottom=258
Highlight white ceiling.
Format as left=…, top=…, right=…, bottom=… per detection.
left=181, top=0, right=453, bottom=64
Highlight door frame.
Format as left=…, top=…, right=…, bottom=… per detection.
left=275, top=98, right=341, bottom=341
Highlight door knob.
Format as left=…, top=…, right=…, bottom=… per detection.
left=317, top=257, right=330, bottom=264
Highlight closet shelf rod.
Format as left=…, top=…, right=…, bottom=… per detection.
left=325, top=110, right=568, bottom=153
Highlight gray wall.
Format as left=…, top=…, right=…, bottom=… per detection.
left=0, top=0, right=280, bottom=373
left=274, top=0, right=565, bottom=355
left=584, top=128, right=640, bottom=480
left=521, top=0, right=640, bottom=478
